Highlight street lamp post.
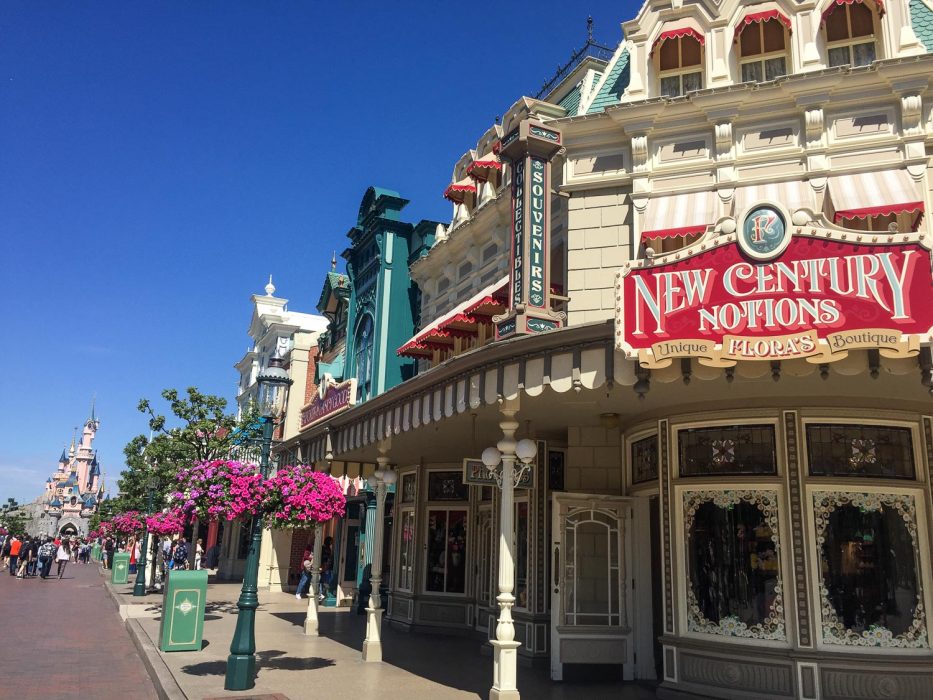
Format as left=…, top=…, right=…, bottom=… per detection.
left=132, top=473, right=160, bottom=597
left=482, top=404, right=537, bottom=700
left=225, top=352, right=291, bottom=691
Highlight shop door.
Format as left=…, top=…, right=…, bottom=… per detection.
left=337, top=511, right=361, bottom=604
left=550, top=493, right=633, bottom=681
left=473, top=506, right=493, bottom=632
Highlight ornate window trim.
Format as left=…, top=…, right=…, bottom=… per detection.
left=683, top=489, right=786, bottom=641
left=812, top=490, right=928, bottom=649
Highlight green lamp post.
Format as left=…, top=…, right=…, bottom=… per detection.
left=224, top=352, right=291, bottom=691
left=132, top=472, right=160, bottom=597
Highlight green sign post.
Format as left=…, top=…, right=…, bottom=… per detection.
left=111, top=552, right=131, bottom=584
left=159, top=569, right=209, bottom=652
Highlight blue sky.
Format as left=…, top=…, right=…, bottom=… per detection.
left=0, top=1, right=631, bottom=503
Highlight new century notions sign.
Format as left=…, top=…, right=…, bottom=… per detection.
left=616, top=207, right=933, bottom=368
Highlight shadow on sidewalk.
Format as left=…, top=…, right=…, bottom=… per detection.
left=180, top=649, right=335, bottom=678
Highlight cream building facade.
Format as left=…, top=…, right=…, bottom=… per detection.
left=284, top=1, right=933, bottom=698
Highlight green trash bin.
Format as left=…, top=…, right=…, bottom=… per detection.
left=111, top=552, right=131, bottom=584
left=159, top=569, right=209, bottom=652
left=91, top=543, right=101, bottom=562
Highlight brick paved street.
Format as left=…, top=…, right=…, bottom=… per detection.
left=0, top=560, right=158, bottom=699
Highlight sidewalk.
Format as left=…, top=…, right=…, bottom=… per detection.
left=104, top=570, right=658, bottom=700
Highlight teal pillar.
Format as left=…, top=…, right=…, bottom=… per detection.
left=356, top=490, right=376, bottom=614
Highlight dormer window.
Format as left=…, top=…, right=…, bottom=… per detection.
left=823, top=0, right=878, bottom=67
left=656, top=29, right=704, bottom=97
left=736, top=11, right=790, bottom=82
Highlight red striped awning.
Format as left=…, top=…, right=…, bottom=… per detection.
left=467, top=151, right=503, bottom=182
left=828, top=169, right=923, bottom=223
left=821, top=0, right=884, bottom=23
left=652, top=26, right=705, bottom=54
left=443, top=177, right=477, bottom=204
left=641, top=191, right=716, bottom=241
left=398, top=277, right=508, bottom=358
left=734, top=10, right=792, bottom=41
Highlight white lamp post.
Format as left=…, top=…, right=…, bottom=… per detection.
left=483, top=403, right=536, bottom=700
left=304, top=519, right=324, bottom=635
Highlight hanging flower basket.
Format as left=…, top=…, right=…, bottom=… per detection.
left=264, top=465, right=347, bottom=529
left=170, top=460, right=269, bottom=522
left=110, top=511, right=145, bottom=536
left=146, top=509, right=187, bottom=536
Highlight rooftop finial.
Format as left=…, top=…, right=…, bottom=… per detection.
left=89, top=394, right=96, bottom=424
left=69, top=427, right=77, bottom=454
left=587, top=16, right=594, bottom=42
left=331, top=251, right=337, bottom=271
left=265, top=275, right=276, bottom=296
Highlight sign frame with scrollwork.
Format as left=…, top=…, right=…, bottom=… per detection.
left=299, top=377, right=357, bottom=431
left=615, top=211, right=933, bottom=368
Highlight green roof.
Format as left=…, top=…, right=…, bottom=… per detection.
left=586, top=49, right=630, bottom=114
left=910, top=0, right=933, bottom=50
left=557, top=84, right=582, bottom=116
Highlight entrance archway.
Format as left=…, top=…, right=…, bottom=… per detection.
left=59, top=523, right=78, bottom=538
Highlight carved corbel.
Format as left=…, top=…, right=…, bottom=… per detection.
left=631, top=135, right=649, bottom=172
left=714, top=122, right=733, bottom=158
left=900, top=94, right=923, bottom=136
left=804, top=108, right=824, bottom=147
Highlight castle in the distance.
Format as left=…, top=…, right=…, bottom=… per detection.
left=26, top=403, right=105, bottom=538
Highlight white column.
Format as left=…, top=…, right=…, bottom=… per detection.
left=490, top=403, right=521, bottom=700
left=304, top=522, right=324, bottom=635
left=363, top=453, right=392, bottom=662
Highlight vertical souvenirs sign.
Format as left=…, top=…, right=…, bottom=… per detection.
left=615, top=204, right=933, bottom=367
left=495, top=119, right=565, bottom=339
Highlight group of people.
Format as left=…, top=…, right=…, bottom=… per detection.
left=0, top=533, right=87, bottom=580
left=295, top=536, right=333, bottom=602
left=97, top=535, right=210, bottom=575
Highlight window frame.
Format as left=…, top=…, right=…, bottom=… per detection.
left=422, top=505, right=469, bottom=596
left=823, top=2, right=879, bottom=68
left=657, top=35, right=704, bottom=97
left=738, top=19, right=789, bottom=83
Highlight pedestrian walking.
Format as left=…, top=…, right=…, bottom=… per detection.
left=172, top=537, right=189, bottom=570
left=104, top=538, right=114, bottom=570
left=38, top=538, right=55, bottom=579
left=25, top=538, right=40, bottom=577
left=127, top=536, right=137, bottom=575
left=16, top=537, right=33, bottom=578
left=295, top=545, right=313, bottom=599
left=56, top=541, right=71, bottom=579
left=8, top=535, right=21, bottom=576
left=194, top=538, right=203, bottom=570
left=318, top=537, right=334, bottom=602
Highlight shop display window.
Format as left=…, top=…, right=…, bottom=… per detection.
left=806, top=424, right=915, bottom=479
left=679, top=424, right=777, bottom=476
left=396, top=509, right=415, bottom=591
left=427, top=471, right=469, bottom=501
left=631, top=434, right=659, bottom=484
left=400, top=473, right=417, bottom=504
left=425, top=509, right=467, bottom=594
left=685, top=490, right=785, bottom=640
left=814, top=492, right=926, bottom=647
left=515, top=501, right=529, bottom=609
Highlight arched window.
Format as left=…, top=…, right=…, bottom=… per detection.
left=657, top=31, right=704, bottom=97
left=737, top=14, right=790, bottom=82
left=354, top=315, right=374, bottom=402
left=823, top=0, right=878, bottom=67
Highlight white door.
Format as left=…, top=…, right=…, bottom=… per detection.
left=550, top=493, right=633, bottom=681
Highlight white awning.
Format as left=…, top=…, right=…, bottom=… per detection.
left=827, top=169, right=924, bottom=222
left=734, top=181, right=815, bottom=216
left=642, top=191, right=716, bottom=240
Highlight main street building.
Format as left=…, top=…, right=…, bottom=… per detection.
left=278, top=0, right=933, bottom=697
